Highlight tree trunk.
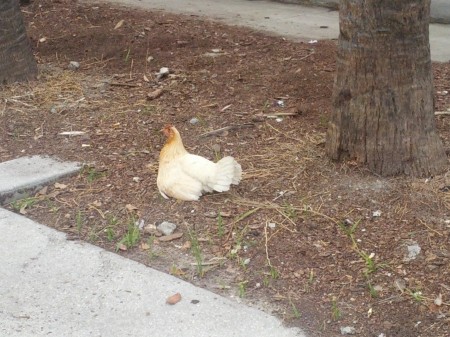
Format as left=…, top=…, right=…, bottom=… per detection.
left=326, top=0, right=447, bottom=176
left=0, top=0, right=37, bottom=85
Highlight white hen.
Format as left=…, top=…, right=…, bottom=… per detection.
left=157, top=125, right=242, bottom=201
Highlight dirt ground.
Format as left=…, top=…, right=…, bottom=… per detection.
left=2, top=1, right=450, bottom=336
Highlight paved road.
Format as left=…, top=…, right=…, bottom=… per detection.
left=90, top=0, right=450, bottom=62
left=274, top=0, right=450, bottom=24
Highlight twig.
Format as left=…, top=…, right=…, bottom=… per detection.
left=265, top=122, right=302, bottom=142
left=225, top=207, right=260, bottom=242
left=264, top=221, right=275, bottom=269
left=89, top=205, right=105, bottom=219
left=129, top=59, right=134, bottom=80
left=199, top=123, right=254, bottom=138
left=264, top=112, right=299, bottom=117
left=0, top=99, right=6, bottom=116
left=221, top=104, right=232, bottom=112
left=434, top=111, right=450, bottom=116
left=107, top=82, right=140, bottom=88
left=419, top=219, right=443, bottom=236
left=8, top=98, right=36, bottom=108
left=299, top=51, right=315, bottom=61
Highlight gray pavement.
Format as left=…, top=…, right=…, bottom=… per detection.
left=90, top=0, right=450, bottom=62
left=0, top=155, right=81, bottom=205
left=0, top=155, right=304, bottom=336
left=274, top=0, right=450, bottom=24
left=432, top=0, right=450, bottom=24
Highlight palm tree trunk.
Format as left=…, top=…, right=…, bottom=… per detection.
left=326, top=0, right=447, bottom=176
left=0, top=0, right=37, bottom=85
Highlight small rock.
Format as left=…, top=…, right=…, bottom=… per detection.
left=189, top=117, right=199, bottom=125
left=268, top=222, right=276, bottom=229
left=340, top=326, right=356, bottom=335
left=434, top=293, right=443, bottom=306
left=404, top=241, right=421, bottom=262
left=372, top=210, right=382, bottom=217
left=147, top=88, right=163, bottom=100
left=344, top=218, right=353, bottom=225
left=144, top=223, right=160, bottom=236
left=135, top=219, right=145, bottom=230
left=157, top=221, right=177, bottom=236
left=68, top=61, right=80, bottom=70
left=156, top=67, right=169, bottom=80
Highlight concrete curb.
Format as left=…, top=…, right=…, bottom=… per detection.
left=0, top=155, right=81, bottom=205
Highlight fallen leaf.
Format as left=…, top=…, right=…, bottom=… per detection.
left=219, top=211, right=232, bottom=217
left=114, top=19, right=124, bottom=29
left=117, top=243, right=127, bottom=251
left=92, top=200, right=102, bottom=207
left=181, top=241, right=191, bottom=250
left=147, top=88, right=163, bottom=100
left=47, top=190, right=61, bottom=198
left=36, top=186, right=48, bottom=196
left=19, top=206, right=27, bottom=215
left=140, top=243, right=150, bottom=250
left=158, top=232, right=183, bottom=242
left=166, top=293, right=182, bottom=305
left=125, top=204, right=138, bottom=212
left=54, top=182, right=68, bottom=189
left=143, top=75, right=149, bottom=82
left=169, top=266, right=185, bottom=276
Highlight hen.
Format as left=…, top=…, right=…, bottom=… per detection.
left=157, top=125, right=242, bottom=201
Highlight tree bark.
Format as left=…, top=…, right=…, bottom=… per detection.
left=326, top=0, right=447, bottom=176
left=0, top=0, right=37, bottom=85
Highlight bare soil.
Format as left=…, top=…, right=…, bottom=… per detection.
left=2, top=1, right=450, bottom=336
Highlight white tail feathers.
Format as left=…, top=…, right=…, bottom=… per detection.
left=211, top=156, right=242, bottom=192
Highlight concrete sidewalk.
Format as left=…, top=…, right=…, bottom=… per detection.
left=91, top=0, right=450, bottom=62
left=0, top=208, right=303, bottom=337
left=274, top=0, right=450, bottom=24
left=0, top=155, right=304, bottom=337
